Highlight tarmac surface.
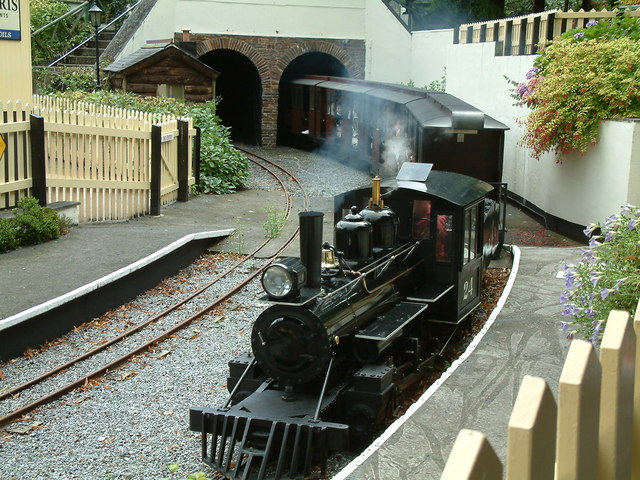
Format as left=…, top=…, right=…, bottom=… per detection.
left=0, top=150, right=585, bottom=478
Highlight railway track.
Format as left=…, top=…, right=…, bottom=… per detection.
left=0, top=149, right=309, bottom=428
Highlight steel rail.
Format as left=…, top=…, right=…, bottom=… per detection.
left=0, top=152, right=308, bottom=426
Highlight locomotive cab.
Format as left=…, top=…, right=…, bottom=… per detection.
left=334, top=163, right=500, bottom=323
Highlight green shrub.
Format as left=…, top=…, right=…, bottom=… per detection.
left=33, top=67, right=98, bottom=94
left=0, top=197, right=65, bottom=253
left=51, top=91, right=249, bottom=194
left=512, top=14, right=640, bottom=160
left=12, top=196, right=61, bottom=246
left=560, top=204, right=640, bottom=345
left=0, top=218, right=20, bottom=253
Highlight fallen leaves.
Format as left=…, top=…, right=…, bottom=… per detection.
left=118, top=370, right=137, bottom=381
left=5, top=422, right=43, bottom=435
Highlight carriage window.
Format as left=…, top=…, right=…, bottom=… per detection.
left=463, top=205, right=479, bottom=265
left=436, top=214, right=453, bottom=262
left=293, top=87, right=302, bottom=109
left=412, top=200, right=431, bottom=239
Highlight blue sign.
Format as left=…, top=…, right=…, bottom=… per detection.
left=0, top=0, right=21, bottom=41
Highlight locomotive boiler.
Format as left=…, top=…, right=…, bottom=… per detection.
left=189, top=163, right=504, bottom=480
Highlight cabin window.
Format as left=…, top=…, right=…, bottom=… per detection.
left=157, top=84, right=185, bottom=100
left=436, top=214, right=453, bottom=262
left=412, top=200, right=431, bottom=239
left=463, top=204, right=479, bottom=265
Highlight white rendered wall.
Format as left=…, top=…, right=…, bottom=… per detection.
left=118, top=0, right=369, bottom=58
left=363, top=1, right=411, bottom=82
left=409, top=28, right=453, bottom=88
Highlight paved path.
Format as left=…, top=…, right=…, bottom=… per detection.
left=339, top=245, right=581, bottom=480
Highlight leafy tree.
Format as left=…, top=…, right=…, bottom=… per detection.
left=30, top=0, right=92, bottom=65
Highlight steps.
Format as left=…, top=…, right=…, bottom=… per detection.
left=58, top=28, right=116, bottom=67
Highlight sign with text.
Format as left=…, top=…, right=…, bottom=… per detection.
left=0, top=0, right=21, bottom=40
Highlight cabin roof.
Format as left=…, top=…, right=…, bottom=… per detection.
left=104, top=43, right=219, bottom=79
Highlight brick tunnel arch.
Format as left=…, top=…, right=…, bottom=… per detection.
left=197, top=38, right=269, bottom=145
left=193, top=35, right=365, bottom=146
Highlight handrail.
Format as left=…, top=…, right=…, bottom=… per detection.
left=47, top=1, right=141, bottom=67
left=31, top=1, right=90, bottom=37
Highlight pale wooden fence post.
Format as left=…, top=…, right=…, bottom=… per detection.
left=556, top=339, right=601, bottom=480
left=633, top=298, right=640, bottom=480
left=441, top=429, right=502, bottom=480
left=598, top=310, right=635, bottom=480
left=29, top=114, right=46, bottom=206
left=506, top=375, right=556, bottom=479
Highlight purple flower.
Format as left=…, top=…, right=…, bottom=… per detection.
left=630, top=218, right=637, bottom=231
left=560, top=290, right=571, bottom=302
left=585, top=307, right=596, bottom=318
left=586, top=20, right=599, bottom=27
left=601, top=288, right=613, bottom=300
left=525, top=67, right=540, bottom=80
left=614, top=278, right=625, bottom=291
left=561, top=321, right=569, bottom=332
left=583, top=223, right=597, bottom=238
left=517, top=83, right=529, bottom=97
left=574, top=32, right=585, bottom=39
left=590, top=271, right=601, bottom=287
left=564, top=270, right=576, bottom=288
left=604, top=214, right=618, bottom=227
left=562, top=303, right=579, bottom=316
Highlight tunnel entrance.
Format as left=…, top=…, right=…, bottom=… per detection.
left=277, top=52, right=348, bottom=145
left=199, top=49, right=262, bottom=145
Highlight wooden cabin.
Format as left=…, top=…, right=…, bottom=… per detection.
left=104, top=43, right=219, bottom=102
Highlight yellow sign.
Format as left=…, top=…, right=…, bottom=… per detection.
left=0, top=133, right=5, bottom=158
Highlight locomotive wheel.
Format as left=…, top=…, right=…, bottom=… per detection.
left=345, top=404, right=377, bottom=446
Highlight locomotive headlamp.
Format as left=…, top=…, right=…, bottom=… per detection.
left=262, top=257, right=307, bottom=300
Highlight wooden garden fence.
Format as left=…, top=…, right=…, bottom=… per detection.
left=0, top=96, right=199, bottom=222
left=457, top=8, right=640, bottom=56
left=441, top=298, right=640, bottom=480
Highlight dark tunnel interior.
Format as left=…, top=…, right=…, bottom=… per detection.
left=199, top=49, right=262, bottom=145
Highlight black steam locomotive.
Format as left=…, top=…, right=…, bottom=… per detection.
left=189, top=163, right=504, bottom=480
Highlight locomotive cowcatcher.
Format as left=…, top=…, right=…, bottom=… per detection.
left=189, top=163, right=504, bottom=480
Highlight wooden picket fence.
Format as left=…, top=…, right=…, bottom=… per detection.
left=441, top=299, right=640, bottom=479
left=457, top=8, right=640, bottom=56
left=0, top=101, right=32, bottom=210
left=0, top=96, right=198, bottom=222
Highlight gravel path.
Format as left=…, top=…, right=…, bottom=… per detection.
left=0, top=147, right=370, bottom=480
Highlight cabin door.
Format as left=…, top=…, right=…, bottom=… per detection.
left=458, top=202, right=483, bottom=317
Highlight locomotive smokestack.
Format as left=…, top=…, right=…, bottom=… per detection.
left=299, top=211, right=323, bottom=289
